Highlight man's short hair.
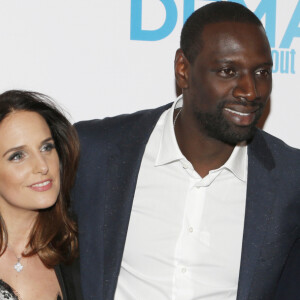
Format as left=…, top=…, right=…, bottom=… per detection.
left=180, top=1, right=264, bottom=63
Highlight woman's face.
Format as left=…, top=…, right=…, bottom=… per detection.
left=0, top=110, right=60, bottom=215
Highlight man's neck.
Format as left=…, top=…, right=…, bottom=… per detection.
left=174, top=111, right=235, bottom=178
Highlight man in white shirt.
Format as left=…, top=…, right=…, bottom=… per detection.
left=73, top=2, right=300, bottom=300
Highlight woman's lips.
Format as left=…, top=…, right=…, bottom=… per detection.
left=29, top=180, right=52, bottom=192
left=223, top=107, right=258, bottom=126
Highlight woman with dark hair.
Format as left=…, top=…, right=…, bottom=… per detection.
left=0, top=90, right=82, bottom=299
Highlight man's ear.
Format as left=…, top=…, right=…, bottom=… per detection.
left=174, top=49, right=189, bottom=89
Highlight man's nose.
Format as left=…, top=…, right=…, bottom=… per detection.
left=33, top=154, right=49, bottom=175
left=233, top=73, right=258, bottom=102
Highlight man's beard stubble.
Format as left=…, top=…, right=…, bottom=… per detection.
left=194, top=101, right=265, bottom=146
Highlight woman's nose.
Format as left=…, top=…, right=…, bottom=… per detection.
left=33, top=155, right=49, bottom=175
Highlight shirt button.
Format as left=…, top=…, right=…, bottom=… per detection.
left=189, top=227, right=194, bottom=233
left=181, top=267, right=187, bottom=273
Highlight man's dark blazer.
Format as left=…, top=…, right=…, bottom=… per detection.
left=55, top=259, right=83, bottom=300
left=73, top=103, right=300, bottom=300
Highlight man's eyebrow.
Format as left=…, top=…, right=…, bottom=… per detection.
left=213, top=59, right=235, bottom=64
left=213, top=59, right=273, bottom=67
left=262, top=62, right=273, bottom=67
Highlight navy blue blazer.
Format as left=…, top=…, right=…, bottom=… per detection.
left=73, top=104, right=300, bottom=300
left=55, top=259, right=83, bottom=300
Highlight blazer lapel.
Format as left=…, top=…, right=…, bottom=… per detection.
left=237, top=130, right=277, bottom=300
left=55, top=261, right=83, bottom=300
left=104, top=104, right=171, bottom=300
left=55, top=265, right=68, bottom=300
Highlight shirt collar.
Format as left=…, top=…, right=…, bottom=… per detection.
left=155, top=95, right=184, bottom=166
left=155, top=95, right=248, bottom=182
left=220, top=143, right=247, bottom=182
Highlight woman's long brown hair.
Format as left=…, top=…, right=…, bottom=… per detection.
left=0, top=90, right=79, bottom=267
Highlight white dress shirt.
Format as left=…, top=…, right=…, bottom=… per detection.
left=115, top=96, right=248, bottom=300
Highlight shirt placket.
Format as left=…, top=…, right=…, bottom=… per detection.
left=172, top=160, right=211, bottom=300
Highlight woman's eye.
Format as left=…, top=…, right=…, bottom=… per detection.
left=41, top=142, right=55, bottom=152
left=8, top=151, right=25, bottom=162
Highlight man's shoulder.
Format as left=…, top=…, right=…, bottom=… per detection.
left=257, top=129, right=300, bottom=154
left=253, top=129, right=300, bottom=166
left=74, top=103, right=171, bottom=140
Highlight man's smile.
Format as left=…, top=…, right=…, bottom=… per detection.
left=223, top=106, right=260, bottom=126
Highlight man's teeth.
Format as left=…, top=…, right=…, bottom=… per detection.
left=32, top=180, right=50, bottom=187
left=224, top=108, right=251, bottom=116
